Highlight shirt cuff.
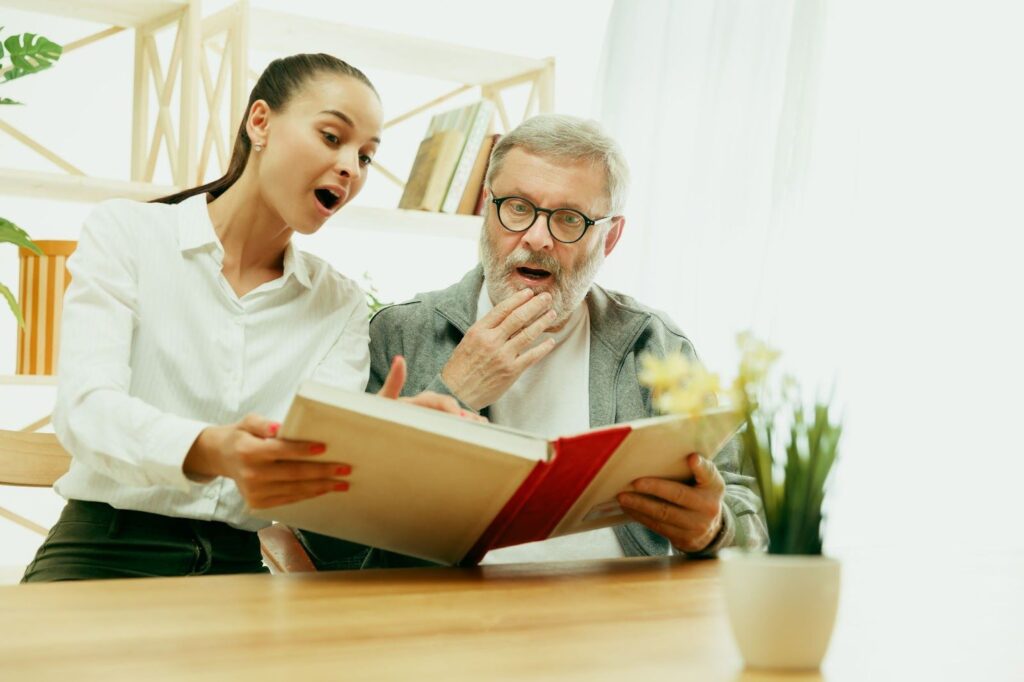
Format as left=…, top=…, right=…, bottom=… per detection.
left=677, top=505, right=737, bottom=558
left=142, top=416, right=213, bottom=493
left=424, top=374, right=477, bottom=412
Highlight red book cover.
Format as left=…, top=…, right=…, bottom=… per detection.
left=472, top=133, right=502, bottom=216
left=460, top=426, right=632, bottom=565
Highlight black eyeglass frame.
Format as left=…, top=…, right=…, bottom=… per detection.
left=490, top=194, right=614, bottom=244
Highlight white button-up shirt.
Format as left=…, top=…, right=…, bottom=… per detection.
left=53, top=195, right=370, bottom=530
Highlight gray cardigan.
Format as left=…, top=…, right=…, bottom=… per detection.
left=297, top=267, right=768, bottom=570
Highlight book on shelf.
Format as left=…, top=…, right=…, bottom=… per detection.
left=397, top=129, right=465, bottom=212
left=441, top=100, right=494, bottom=214
left=471, top=133, right=501, bottom=216
left=397, top=100, right=494, bottom=213
left=256, top=381, right=744, bottom=566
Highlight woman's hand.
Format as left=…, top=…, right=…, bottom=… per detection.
left=379, top=355, right=487, bottom=423
left=184, top=415, right=350, bottom=509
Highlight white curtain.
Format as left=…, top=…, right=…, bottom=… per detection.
left=593, top=0, right=1024, bottom=553
left=594, top=0, right=826, bottom=374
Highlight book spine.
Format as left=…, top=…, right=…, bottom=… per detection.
left=473, top=133, right=502, bottom=216
left=458, top=426, right=632, bottom=565
left=441, top=101, right=494, bottom=214
left=459, top=460, right=551, bottom=567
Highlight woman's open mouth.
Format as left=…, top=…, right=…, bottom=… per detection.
left=314, top=187, right=343, bottom=215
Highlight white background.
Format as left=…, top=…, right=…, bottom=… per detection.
left=2, top=0, right=1022, bottom=578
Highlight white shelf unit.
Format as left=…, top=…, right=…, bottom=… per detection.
left=0, top=0, right=190, bottom=28
left=0, top=375, right=58, bottom=386
left=0, top=0, right=555, bottom=239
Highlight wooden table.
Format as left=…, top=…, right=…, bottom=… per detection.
left=1, top=552, right=1021, bottom=681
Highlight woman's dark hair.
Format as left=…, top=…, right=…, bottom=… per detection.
left=153, top=53, right=377, bottom=204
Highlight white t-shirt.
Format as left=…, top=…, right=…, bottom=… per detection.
left=53, top=195, right=370, bottom=530
left=476, top=285, right=625, bottom=564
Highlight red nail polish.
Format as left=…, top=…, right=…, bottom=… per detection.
left=309, top=443, right=326, bottom=454
left=333, top=482, right=349, bottom=492
left=335, top=465, right=351, bottom=476
left=268, top=423, right=280, bottom=437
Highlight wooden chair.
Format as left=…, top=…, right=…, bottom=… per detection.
left=0, top=429, right=70, bottom=536
left=258, top=524, right=317, bottom=573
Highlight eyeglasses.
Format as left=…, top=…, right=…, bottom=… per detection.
left=490, top=194, right=613, bottom=244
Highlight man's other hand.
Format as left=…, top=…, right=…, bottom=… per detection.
left=617, top=453, right=726, bottom=553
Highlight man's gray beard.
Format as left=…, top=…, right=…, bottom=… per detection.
left=478, top=220, right=605, bottom=329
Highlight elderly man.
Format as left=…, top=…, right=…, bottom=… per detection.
left=298, top=114, right=767, bottom=569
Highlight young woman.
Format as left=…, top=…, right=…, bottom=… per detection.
left=21, top=53, right=461, bottom=582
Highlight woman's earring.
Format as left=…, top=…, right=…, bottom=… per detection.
left=253, top=142, right=264, bottom=152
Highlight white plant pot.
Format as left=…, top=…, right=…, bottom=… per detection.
left=719, top=549, right=840, bottom=670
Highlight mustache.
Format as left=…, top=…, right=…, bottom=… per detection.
left=502, top=248, right=562, bottom=277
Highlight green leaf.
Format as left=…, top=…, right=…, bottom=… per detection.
left=0, top=97, right=22, bottom=105
left=0, top=26, right=5, bottom=61
left=0, top=217, right=43, bottom=254
left=3, top=33, right=62, bottom=82
left=0, top=281, right=25, bottom=329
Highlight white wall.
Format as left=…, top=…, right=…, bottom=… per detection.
left=593, top=0, right=1024, bottom=556
left=0, top=0, right=612, bottom=575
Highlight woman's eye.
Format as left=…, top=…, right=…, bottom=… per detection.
left=359, top=155, right=374, bottom=167
left=322, top=131, right=340, bottom=145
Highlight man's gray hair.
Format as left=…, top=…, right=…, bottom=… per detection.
left=485, top=114, right=630, bottom=216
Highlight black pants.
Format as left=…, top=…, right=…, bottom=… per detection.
left=21, top=499, right=268, bottom=582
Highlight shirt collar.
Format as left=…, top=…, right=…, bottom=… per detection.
left=176, top=194, right=313, bottom=290
left=177, top=194, right=220, bottom=252
left=282, top=241, right=312, bottom=289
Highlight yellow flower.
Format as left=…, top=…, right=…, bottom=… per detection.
left=638, top=352, right=695, bottom=392
left=648, top=357, right=722, bottom=417
left=737, top=331, right=781, bottom=387
left=657, top=387, right=701, bottom=416
left=727, top=377, right=751, bottom=409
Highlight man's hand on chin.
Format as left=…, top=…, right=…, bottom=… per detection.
left=617, top=453, right=726, bottom=553
left=440, top=287, right=557, bottom=410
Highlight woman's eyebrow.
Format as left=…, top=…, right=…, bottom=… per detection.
left=319, top=109, right=381, bottom=144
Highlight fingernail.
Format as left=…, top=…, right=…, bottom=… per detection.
left=268, top=423, right=280, bottom=437
left=335, top=465, right=351, bottom=476
left=333, top=482, right=349, bottom=492
left=309, top=443, right=327, bottom=454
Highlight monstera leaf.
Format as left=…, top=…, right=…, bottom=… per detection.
left=0, top=218, right=43, bottom=254
left=0, top=218, right=42, bottom=329
left=0, top=28, right=60, bottom=327
left=3, top=32, right=62, bottom=82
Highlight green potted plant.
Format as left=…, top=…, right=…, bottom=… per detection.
left=0, top=27, right=62, bottom=326
left=640, top=332, right=842, bottom=670
left=359, top=271, right=391, bottom=316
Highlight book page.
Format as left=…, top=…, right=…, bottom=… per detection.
left=548, top=409, right=743, bottom=537
left=298, top=381, right=548, bottom=459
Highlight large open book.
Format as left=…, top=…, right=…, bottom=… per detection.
left=256, top=382, right=743, bottom=566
